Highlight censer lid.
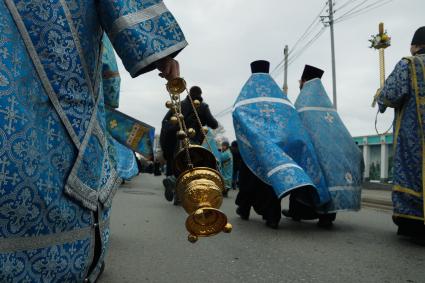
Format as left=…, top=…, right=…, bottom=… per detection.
left=173, top=145, right=218, bottom=177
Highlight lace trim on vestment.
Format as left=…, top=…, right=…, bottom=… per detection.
left=109, top=1, right=168, bottom=41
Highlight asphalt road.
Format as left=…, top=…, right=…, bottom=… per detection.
left=99, top=174, right=425, bottom=283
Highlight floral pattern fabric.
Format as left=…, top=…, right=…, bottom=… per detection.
left=0, top=0, right=186, bottom=281
left=295, top=79, right=363, bottom=212
left=378, top=54, right=425, bottom=221
left=232, top=73, right=331, bottom=206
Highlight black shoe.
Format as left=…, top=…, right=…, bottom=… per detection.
left=163, top=178, right=174, bottom=202
left=265, top=220, right=279, bottom=229
left=317, top=214, right=335, bottom=228
left=410, top=236, right=425, bottom=246
left=223, top=189, right=229, bottom=198
left=281, top=209, right=291, bottom=217
left=236, top=207, right=249, bottom=220
left=173, top=195, right=181, bottom=206
left=282, top=209, right=301, bottom=222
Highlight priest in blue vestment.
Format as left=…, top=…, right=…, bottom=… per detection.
left=283, top=65, right=363, bottom=227
left=0, top=1, right=187, bottom=281
left=378, top=27, right=425, bottom=241
left=233, top=60, right=332, bottom=229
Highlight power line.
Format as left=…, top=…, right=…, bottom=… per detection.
left=272, top=26, right=326, bottom=78
left=335, top=0, right=369, bottom=19
left=218, top=26, right=325, bottom=117
left=335, top=0, right=358, bottom=11
left=271, top=25, right=324, bottom=76
left=271, top=2, right=328, bottom=75
left=216, top=0, right=396, bottom=118
left=283, top=0, right=389, bottom=71
left=288, top=28, right=327, bottom=66
left=334, top=0, right=393, bottom=23
left=288, top=3, right=328, bottom=55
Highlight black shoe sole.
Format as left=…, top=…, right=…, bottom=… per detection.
left=163, top=179, right=174, bottom=202
left=236, top=208, right=249, bottom=220
left=266, top=221, right=279, bottom=229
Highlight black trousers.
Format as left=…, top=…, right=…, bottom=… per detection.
left=235, top=160, right=281, bottom=222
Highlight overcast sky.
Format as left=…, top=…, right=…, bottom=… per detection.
left=115, top=0, right=425, bottom=142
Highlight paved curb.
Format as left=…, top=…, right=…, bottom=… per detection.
left=362, top=197, right=392, bottom=211
left=362, top=182, right=392, bottom=191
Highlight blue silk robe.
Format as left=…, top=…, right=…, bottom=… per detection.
left=220, top=149, right=233, bottom=190
left=295, top=79, right=363, bottom=212
left=0, top=1, right=187, bottom=281
left=232, top=72, right=331, bottom=206
left=378, top=54, right=425, bottom=223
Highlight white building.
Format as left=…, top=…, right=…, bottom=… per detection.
left=353, top=133, right=393, bottom=183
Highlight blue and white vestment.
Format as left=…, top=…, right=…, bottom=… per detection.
left=378, top=54, right=425, bottom=222
left=232, top=72, right=331, bottom=206
left=0, top=1, right=186, bottom=281
left=295, top=79, right=363, bottom=212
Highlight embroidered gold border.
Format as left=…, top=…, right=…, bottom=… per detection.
left=393, top=213, right=424, bottom=221
left=393, top=185, right=422, bottom=198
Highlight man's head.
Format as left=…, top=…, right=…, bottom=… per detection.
left=231, top=140, right=238, bottom=149
left=411, top=26, right=425, bottom=55
left=222, top=141, right=230, bottom=151
left=299, top=65, right=324, bottom=90
left=189, top=86, right=203, bottom=102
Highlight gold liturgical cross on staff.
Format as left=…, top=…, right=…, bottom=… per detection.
left=370, top=23, right=392, bottom=135
left=371, top=22, right=391, bottom=107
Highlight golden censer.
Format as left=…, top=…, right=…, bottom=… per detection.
left=164, top=78, right=232, bottom=243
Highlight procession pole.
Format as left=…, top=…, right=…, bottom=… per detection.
left=369, top=23, right=392, bottom=182
left=378, top=23, right=386, bottom=88
left=283, top=45, right=289, bottom=94
left=371, top=22, right=391, bottom=107
left=329, top=0, right=338, bottom=110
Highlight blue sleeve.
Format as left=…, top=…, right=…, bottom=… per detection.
left=377, top=59, right=411, bottom=112
left=102, top=34, right=121, bottom=108
left=98, top=0, right=188, bottom=77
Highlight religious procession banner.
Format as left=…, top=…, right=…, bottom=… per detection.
left=295, top=78, right=363, bottom=212
left=201, top=128, right=222, bottom=170
left=106, top=108, right=155, bottom=160
left=233, top=72, right=331, bottom=206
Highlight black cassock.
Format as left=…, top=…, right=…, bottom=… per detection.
left=235, top=159, right=281, bottom=223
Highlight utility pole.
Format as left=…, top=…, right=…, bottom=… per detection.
left=283, top=45, right=289, bottom=94
left=328, top=0, right=337, bottom=110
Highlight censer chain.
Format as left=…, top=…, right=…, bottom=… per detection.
left=167, top=90, right=194, bottom=169
left=185, top=89, right=220, bottom=169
